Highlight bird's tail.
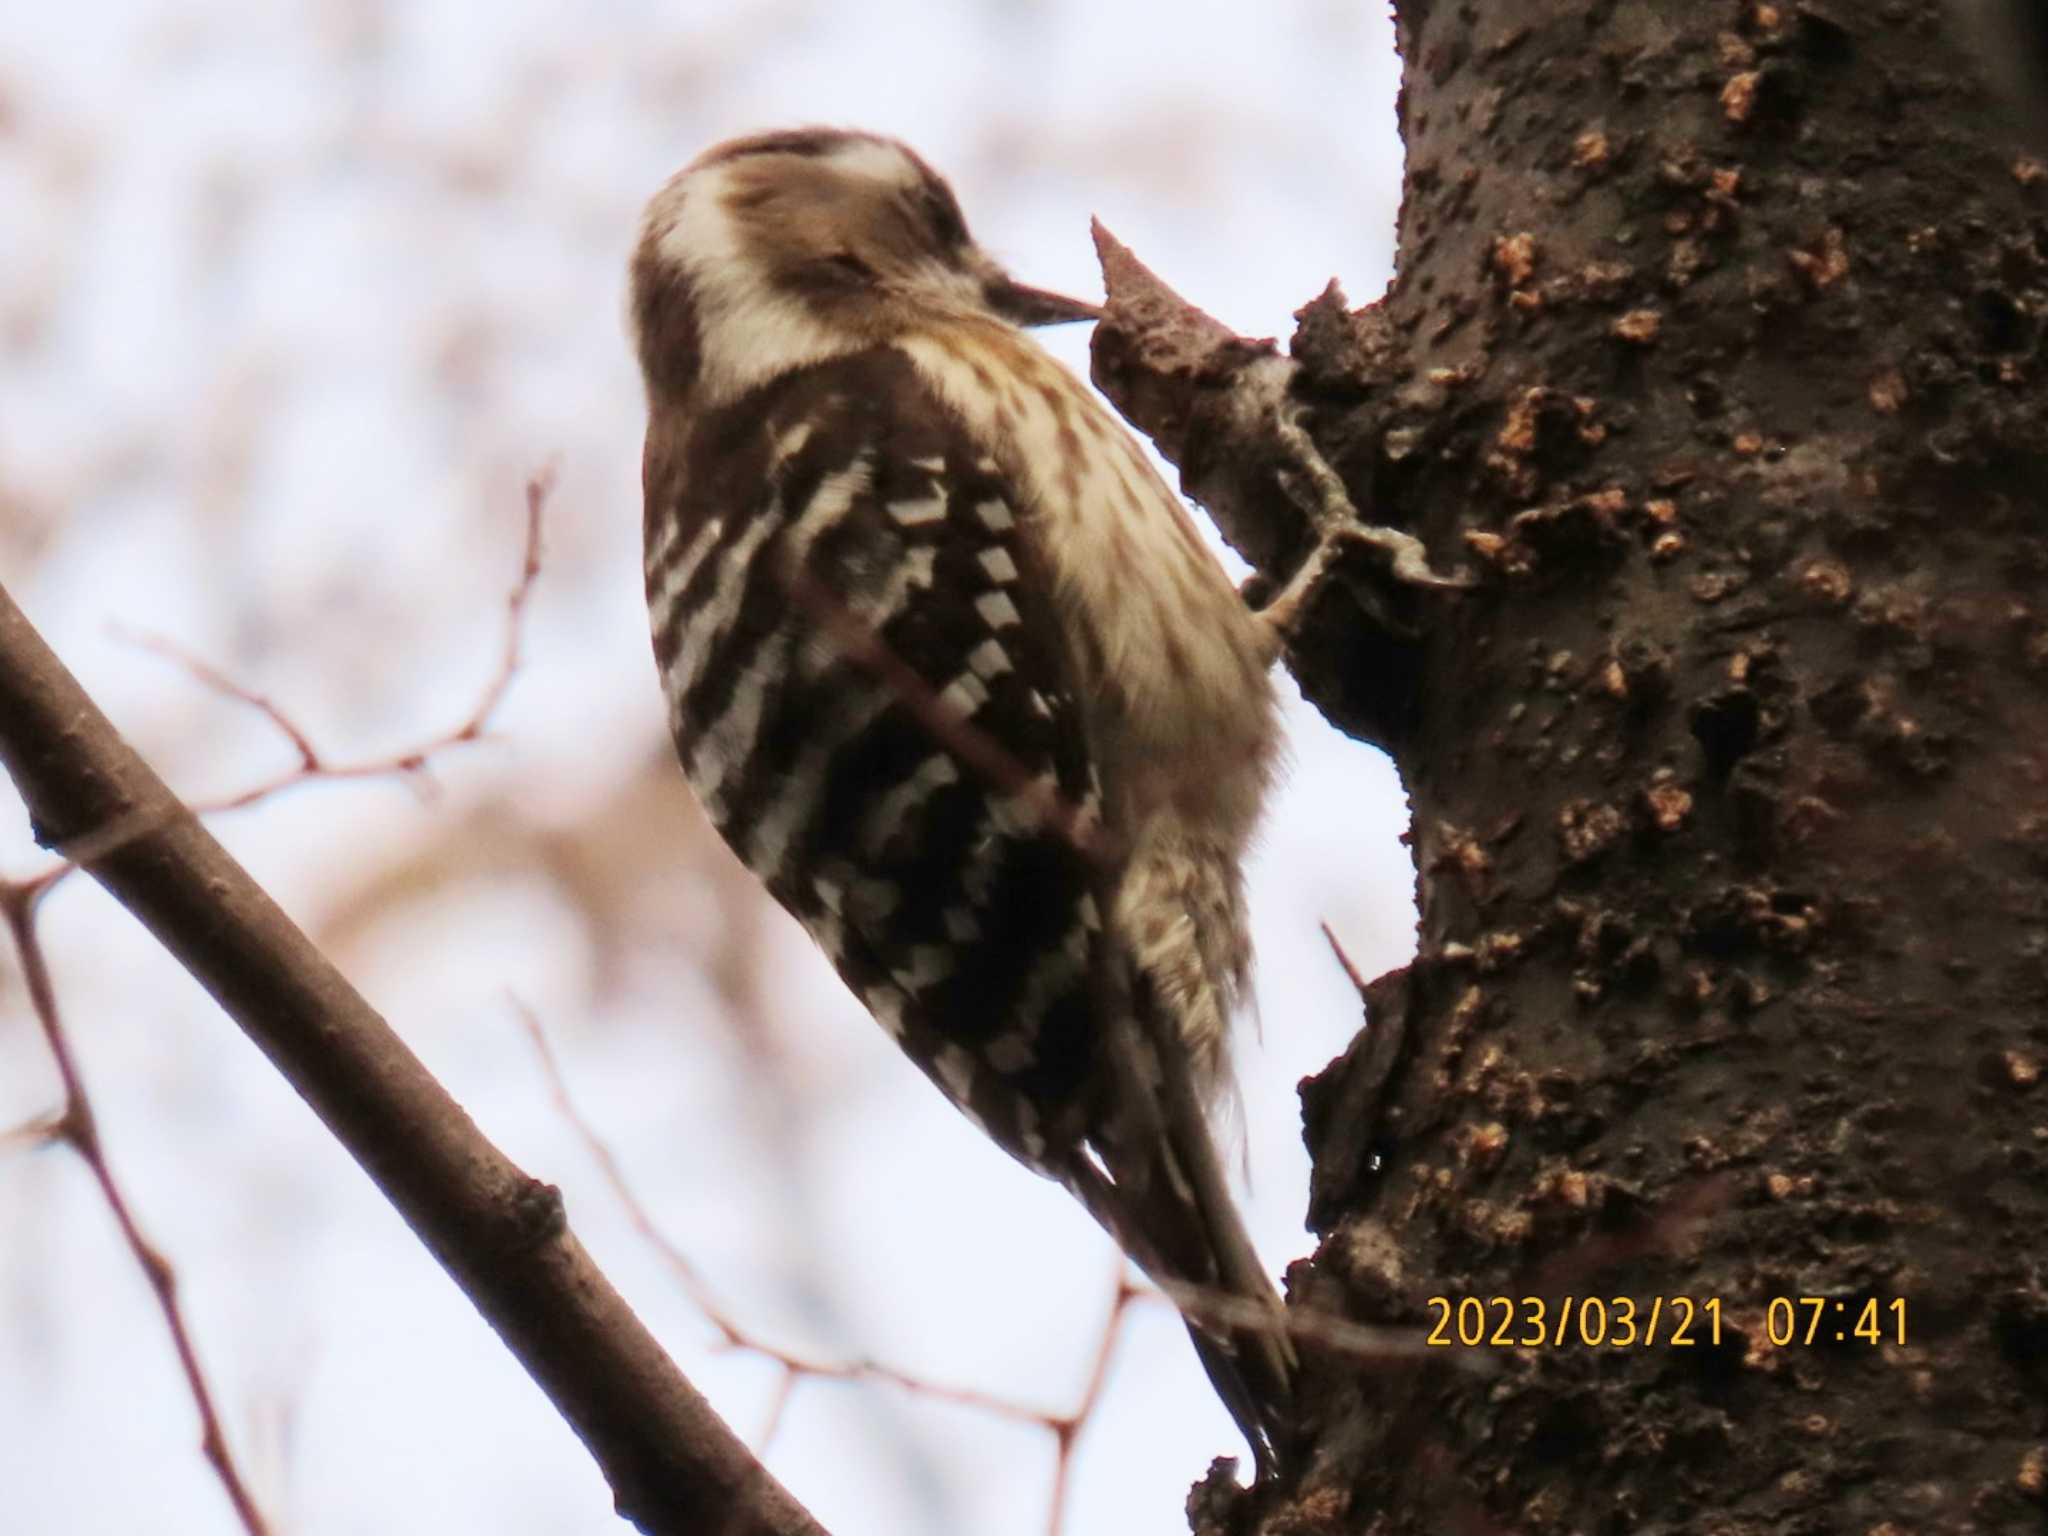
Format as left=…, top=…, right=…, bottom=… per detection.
left=1064, top=988, right=1298, bottom=1477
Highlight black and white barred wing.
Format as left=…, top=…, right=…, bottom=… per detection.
left=643, top=348, right=1106, bottom=1173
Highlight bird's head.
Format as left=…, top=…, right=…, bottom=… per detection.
left=631, top=128, right=1101, bottom=405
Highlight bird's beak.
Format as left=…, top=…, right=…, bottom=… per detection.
left=982, top=273, right=1103, bottom=327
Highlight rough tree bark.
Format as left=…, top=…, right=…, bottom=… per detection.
left=1093, top=2, right=2048, bottom=1531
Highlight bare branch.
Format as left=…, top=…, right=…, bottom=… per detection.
left=0, top=879, right=272, bottom=1536
left=517, top=1001, right=1135, bottom=1536
left=1044, top=1272, right=1137, bottom=1536
left=28, top=484, right=545, bottom=891
left=458, top=467, right=550, bottom=743
left=0, top=576, right=829, bottom=1536
left=1319, top=919, right=1372, bottom=999
left=120, top=632, right=324, bottom=773
left=115, top=470, right=550, bottom=814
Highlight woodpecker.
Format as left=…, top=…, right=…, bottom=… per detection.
left=629, top=128, right=1295, bottom=1473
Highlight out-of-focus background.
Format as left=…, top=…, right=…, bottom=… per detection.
left=0, top=5, right=1411, bottom=1533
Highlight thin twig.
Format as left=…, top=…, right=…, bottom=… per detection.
left=117, top=635, right=323, bottom=771
left=1320, top=919, right=1373, bottom=999
left=1044, top=1270, right=1138, bottom=1536
left=517, top=999, right=1135, bottom=1536
left=116, top=470, right=549, bottom=815
left=0, top=880, right=272, bottom=1536
left=515, top=999, right=1071, bottom=1421
left=458, top=468, right=550, bottom=740
left=28, top=483, right=546, bottom=889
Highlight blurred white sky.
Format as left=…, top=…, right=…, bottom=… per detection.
left=0, top=4, right=1411, bottom=1534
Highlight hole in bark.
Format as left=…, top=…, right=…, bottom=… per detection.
left=1970, top=286, right=2029, bottom=353
left=1809, top=675, right=1869, bottom=734
left=1689, top=689, right=1760, bottom=779
left=1991, top=1287, right=2048, bottom=1380
left=1522, top=1392, right=1602, bottom=1467
left=1794, top=7, right=1854, bottom=68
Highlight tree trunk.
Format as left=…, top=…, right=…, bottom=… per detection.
left=1098, top=2, right=2048, bottom=1530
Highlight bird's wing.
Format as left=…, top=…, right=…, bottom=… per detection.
left=646, top=344, right=1112, bottom=1172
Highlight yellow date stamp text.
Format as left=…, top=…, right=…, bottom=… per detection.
left=1424, top=1295, right=1908, bottom=1349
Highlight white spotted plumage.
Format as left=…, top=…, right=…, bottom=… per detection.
left=630, top=126, right=1297, bottom=1476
